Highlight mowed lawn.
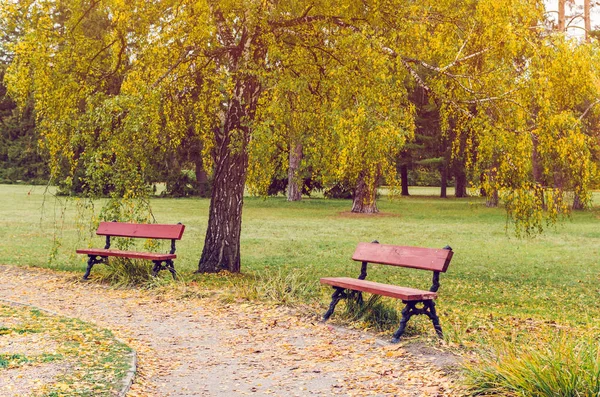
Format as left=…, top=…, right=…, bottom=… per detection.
left=1, top=183, right=600, bottom=345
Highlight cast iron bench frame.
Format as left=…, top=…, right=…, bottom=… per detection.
left=76, top=221, right=185, bottom=280
left=320, top=241, right=453, bottom=343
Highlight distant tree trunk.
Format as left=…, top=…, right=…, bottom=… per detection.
left=165, top=154, right=182, bottom=195
left=585, top=0, right=591, bottom=41
left=558, top=0, right=566, bottom=31
left=352, top=171, right=379, bottom=213
left=486, top=190, right=499, bottom=207
left=440, top=142, right=451, bottom=198
left=197, top=76, right=260, bottom=274
left=480, top=172, right=487, bottom=197
left=440, top=164, right=448, bottom=198
left=400, top=164, right=410, bottom=196
left=195, top=161, right=210, bottom=197
left=573, top=193, right=585, bottom=210
left=287, top=142, right=302, bottom=201
left=454, top=164, right=468, bottom=198
left=193, top=141, right=210, bottom=197
left=484, top=169, right=499, bottom=207
left=531, top=134, right=545, bottom=208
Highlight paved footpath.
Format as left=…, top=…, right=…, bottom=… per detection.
left=0, top=265, right=461, bottom=396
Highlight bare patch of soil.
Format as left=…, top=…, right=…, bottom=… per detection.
left=0, top=362, right=71, bottom=397
left=401, top=341, right=462, bottom=371
left=0, top=333, right=60, bottom=356
left=0, top=318, right=24, bottom=331
left=336, top=211, right=401, bottom=218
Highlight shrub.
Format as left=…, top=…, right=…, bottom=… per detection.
left=267, top=177, right=322, bottom=197
left=323, top=182, right=354, bottom=199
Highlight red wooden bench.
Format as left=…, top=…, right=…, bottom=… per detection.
left=320, top=241, right=453, bottom=343
left=76, top=222, right=185, bottom=280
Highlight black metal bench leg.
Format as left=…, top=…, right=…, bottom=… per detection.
left=151, top=261, right=164, bottom=277
left=392, top=302, right=416, bottom=343
left=83, top=255, right=107, bottom=280
left=165, top=260, right=177, bottom=279
left=424, top=300, right=443, bottom=339
left=83, top=256, right=95, bottom=280
left=356, top=292, right=364, bottom=306
left=322, top=287, right=345, bottom=322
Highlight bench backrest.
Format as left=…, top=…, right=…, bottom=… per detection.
left=96, top=222, right=185, bottom=240
left=352, top=242, right=453, bottom=272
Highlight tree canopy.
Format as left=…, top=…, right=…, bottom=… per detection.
left=3, top=0, right=599, bottom=271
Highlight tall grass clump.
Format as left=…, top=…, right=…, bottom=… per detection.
left=233, top=268, right=319, bottom=305
left=342, top=294, right=400, bottom=332
left=465, top=333, right=600, bottom=396
left=93, top=237, right=175, bottom=287
left=96, top=258, right=156, bottom=286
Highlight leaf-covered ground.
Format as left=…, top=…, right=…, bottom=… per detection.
left=0, top=302, right=132, bottom=396
left=0, top=265, right=463, bottom=396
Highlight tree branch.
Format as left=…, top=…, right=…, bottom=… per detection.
left=84, top=37, right=119, bottom=77
left=458, top=89, right=518, bottom=104
left=402, top=48, right=490, bottom=77
left=212, top=8, right=235, bottom=47
left=578, top=98, right=600, bottom=122
left=440, top=48, right=490, bottom=72
left=270, top=14, right=362, bottom=32
left=70, top=0, right=102, bottom=35
left=152, top=46, right=198, bottom=88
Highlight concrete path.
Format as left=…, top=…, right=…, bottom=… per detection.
left=0, top=265, right=460, bottom=396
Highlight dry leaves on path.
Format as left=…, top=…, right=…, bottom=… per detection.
left=0, top=265, right=464, bottom=396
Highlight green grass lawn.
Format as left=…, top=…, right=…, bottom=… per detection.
left=1, top=184, right=599, bottom=347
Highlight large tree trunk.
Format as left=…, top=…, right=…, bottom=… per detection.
left=400, top=164, right=410, bottom=196
left=287, top=142, right=302, bottom=201
left=197, top=77, right=260, bottom=273
left=351, top=171, right=379, bottom=213
left=198, top=142, right=246, bottom=273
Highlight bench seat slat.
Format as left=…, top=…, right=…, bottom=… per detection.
left=320, top=277, right=437, bottom=301
left=352, top=242, right=452, bottom=272
left=96, top=222, right=185, bottom=240
left=76, top=249, right=176, bottom=261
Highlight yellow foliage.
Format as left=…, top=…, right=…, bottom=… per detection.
left=2, top=0, right=598, bottom=235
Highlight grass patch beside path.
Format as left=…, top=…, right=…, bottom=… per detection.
left=464, top=333, right=600, bottom=396
left=0, top=303, right=132, bottom=396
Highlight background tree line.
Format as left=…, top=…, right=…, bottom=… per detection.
left=0, top=58, right=498, bottom=200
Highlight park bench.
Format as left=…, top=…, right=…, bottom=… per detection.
left=76, top=221, right=185, bottom=280
left=320, top=241, right=453, bottom=343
